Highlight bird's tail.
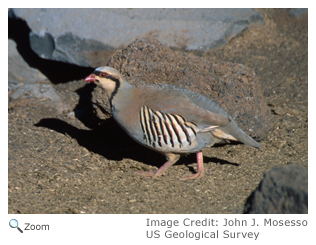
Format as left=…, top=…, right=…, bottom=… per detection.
left=221, top=121, right=261, bottom=149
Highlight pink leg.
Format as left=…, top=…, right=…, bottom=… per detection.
left=136, top=153, right=180, bottom=178
left=180, top=151, right=204, bottom=180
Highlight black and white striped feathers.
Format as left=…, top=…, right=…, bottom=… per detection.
left=139, top=105, right=198, bottom=151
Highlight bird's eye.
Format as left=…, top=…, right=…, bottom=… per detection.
left=100, top=72, right=108, bottom=78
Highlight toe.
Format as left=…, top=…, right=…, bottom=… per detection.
left=135, top=170, right=155, bottom=177
left=179, top=171, right=204, bottom=180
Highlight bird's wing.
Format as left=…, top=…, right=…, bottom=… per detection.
left=142, top=93, right=230, bottom=133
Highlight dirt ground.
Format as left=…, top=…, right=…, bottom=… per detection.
left=8, top=9, right=308, bottom=214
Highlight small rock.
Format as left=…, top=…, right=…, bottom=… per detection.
left=66, top=111, right=75, bottom=118
left=272, top=106, right=287, bottom=115
left=288, top=108, right=301, bottom=116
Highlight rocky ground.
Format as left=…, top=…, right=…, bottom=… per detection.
left=8, top=9, right=307, bottom=214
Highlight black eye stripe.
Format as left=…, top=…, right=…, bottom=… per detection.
left=95, top=71, right=108, bottom=77
left=93, top=71, right=120, bottom=84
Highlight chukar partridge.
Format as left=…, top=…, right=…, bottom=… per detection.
left=85, top=66, right=261, bottom=180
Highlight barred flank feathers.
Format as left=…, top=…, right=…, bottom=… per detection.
left=139, top=106, right=197, bottom=149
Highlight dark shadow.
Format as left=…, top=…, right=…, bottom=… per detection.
left=212, top=141, right=244, bottom=148
left=178, top=153, right=239, bottom=168
left=72, top=83, right=105, bottom=129
left=35, top=118, right=240, bottom=170
left=212, top=157, right=240, bottom=166
left=35, top=118, right=165, bottom=167
left=8, top=10, right=94, bottom=84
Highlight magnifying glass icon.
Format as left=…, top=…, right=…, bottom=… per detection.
left=9, top=219, right=23, bottom=233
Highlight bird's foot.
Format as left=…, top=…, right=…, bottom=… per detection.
left=135, top=155, right=180, bottom=179
left=179, top=151, right=205, bottom=180
left=179, top=170, right=204, bottom=180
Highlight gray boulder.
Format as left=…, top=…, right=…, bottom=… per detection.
left=11, top=8, right=263, bottom=67
left=8, top=39, right=70, bottom=113
left=8, top=39, right=47, bottom=86
left=243, top=164, right=308, bottom=214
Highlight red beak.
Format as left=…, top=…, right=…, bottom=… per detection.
left=85, top=74, right=97, bottom=82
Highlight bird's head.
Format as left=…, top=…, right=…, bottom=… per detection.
left=85, top=66, right=123, bottom=93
